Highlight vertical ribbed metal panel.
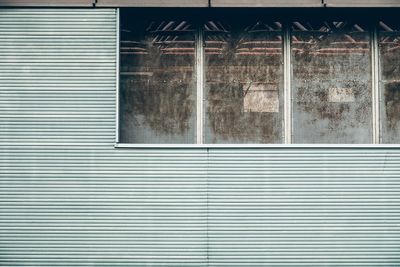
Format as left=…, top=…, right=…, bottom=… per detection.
left=0, top=9, right=208, bottom=266
left=0, top=8, right=400, bottom=267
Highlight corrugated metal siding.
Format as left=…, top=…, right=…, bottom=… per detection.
left=207, top=149, right=400, bottom=266
left=0, top=8, right=400, bottom=267
left=0, top=9, right=208, bottom=266
left=0, top=146, right=208, bottom=266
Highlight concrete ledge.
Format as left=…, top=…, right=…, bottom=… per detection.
left=0, top=0, right=94, bottom=6
left=210, top=0, right=323, bottom=7
left=96, top=0, right=209, bottom=7
left=325, top=0, right=400, bottom=7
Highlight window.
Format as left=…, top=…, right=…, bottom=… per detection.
left=292, top=20, right=372, bottom=143
left=119, top=17, right=196, bottom=144
left=118, top=10, right=400, bottom=145
left=379, top=19, right=400, bottom=143
left=204, top=20, right=284, bottom=144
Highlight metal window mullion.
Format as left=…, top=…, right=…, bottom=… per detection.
left=371, top=24, right=380, bottom=144
left=196, top=24, right=204, bottom=144
left=115, top=8, right=120, bottom=143
left=283, top=23, right=292, bottom=144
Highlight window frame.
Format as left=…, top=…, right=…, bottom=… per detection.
left=115, top=8, right=400, bottom=147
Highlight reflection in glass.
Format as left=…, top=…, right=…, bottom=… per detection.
left=291, top=21, right=372, bottom=143
left=379, top=20, right=400, bottom=143
left=119, top=18, right=196, bottom=144
left=204, top=20, right=284, bottom=144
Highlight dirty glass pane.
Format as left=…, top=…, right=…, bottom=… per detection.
left=379, top=20, right=400, bottom=143
left=292, top=21, right=372, bottom=144
left=204, top=20, right=284, bottom=144
left=119, top=17, right=196, bottom=144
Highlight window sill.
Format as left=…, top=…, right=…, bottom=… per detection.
left=115, top=143, right=400, bottom=149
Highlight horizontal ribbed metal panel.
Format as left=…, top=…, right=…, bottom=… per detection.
left=0, top=0, right=94, bottom=7
left=210, top=0, right=323, bottom=7
left=96, top=0, right=209, bottom=7
left=0, top=8, right=400, bottom=267
left=0, top=148, right=208, bottom=266
left=207, top=149, right=400, bottom=266
left=324, top=0, right=400, bottom=7
left=0, top=8, right=207, bottom=266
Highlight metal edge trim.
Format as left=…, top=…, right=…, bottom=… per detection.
left=115, top=8, right=120, bottom=143
left=115, top=143, right=400, bottom=148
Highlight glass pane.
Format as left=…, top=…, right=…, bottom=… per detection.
left=204, top=20, right=284, bottom=144
left=292, top=21, right=372, bottom=144
left=119, top=16, right=196, bottom=144
left=379, top=20, right=400, bottom=143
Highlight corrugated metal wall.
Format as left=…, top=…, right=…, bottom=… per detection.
left=0, top=8, right=400, bottom=266
left=207, top=149, right=400, bottom=266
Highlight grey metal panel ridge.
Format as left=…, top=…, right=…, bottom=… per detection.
left=0, top=0, right=93, bottom=6
left=96, top=0, right=209, bottom=7
left=325, top=0, right=400, bottom=7
left=211, top=0, right=323, bottom=7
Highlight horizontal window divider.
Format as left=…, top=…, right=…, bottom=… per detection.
left=115, top=143, right=400, bottom=149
